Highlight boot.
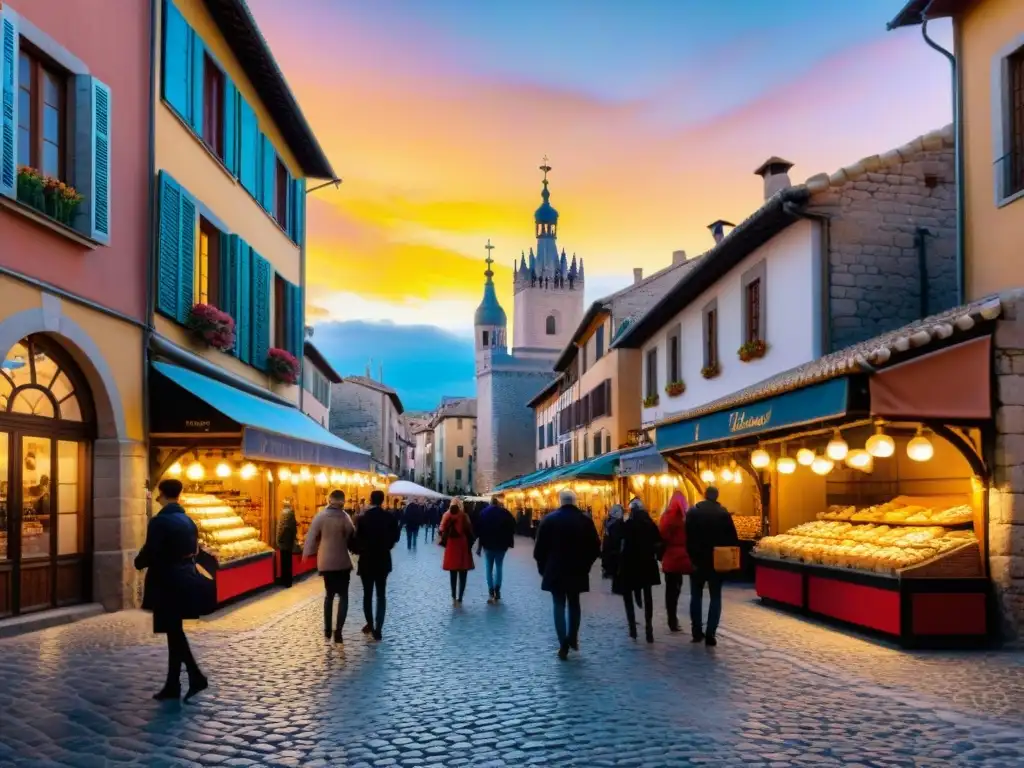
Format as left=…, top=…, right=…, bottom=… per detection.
left=628, top=622, right=637, bottom=640
left=646, top=626, right=654, bottom=644
left=333, top=629, right=344, bottom=644
left=494, top=587, right=501, bottom=602
left=487, top=589, right=495, bottom=605
left=152, top=685, right=180, bottom=701
left=184, top=673, right=208, bottom=703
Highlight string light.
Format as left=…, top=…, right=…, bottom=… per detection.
left=299, top=467, right=312, bottom=482
left=186, top=461, right=205, bottom=481
left=215, top=461, right=232, bottom=479
left=826, top=430, right=849, bottom=461
left=240, top=463, right=258, bottom=480
left=315, top=471, right=329, bottom=486
left=866, top=425, right=895, bottom=458
left=811, top=456, right=835, bottom=476
left=750, top=448, right=771, bottom=469
left=907, top=428, right=934, bottom=462
left=797, top=448, right=815, bottom=466
left=167, top=462, right=182, bottom=477
left=700, top=468, right=716, bottom=484
left=278, top=467, right=291, bottom=482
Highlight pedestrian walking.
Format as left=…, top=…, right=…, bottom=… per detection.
left=303, top=489, right=356, bottom=643
left=685, top=486, right=739, bottom=646
left=276, top=498, right=298, bottom=588
left=614, top=498, right=662, bottom=643
left=404, top=499, right=422, bottom=550
left=659, top=490, right=693, bottom=633
left=354, top=489, right=401, bottom=641
left=600, top=504, right=625, bottom=578
left=440, top=501, right=475, bottom=604
left=533, top=489, right=601, bottom=660
left=475, top=496, right=516, bottom=603
left=134, top=478, right=208, bottom=702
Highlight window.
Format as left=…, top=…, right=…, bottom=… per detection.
left=645, top=348, right=658, bottom=398
left=593, top=432, right=602, bottom=457
left=538, top=425, right=545, bottom=450
left=703, top=299, right=719, bottom=370
left=17, top=46, right=67, bottom=179
left=1008, top=47, right=1024, bottom=198
left=547, top=421, right=554, bottom=445
left=745, top=279, right=762, bottom=343
left=581, top=341, right=588, bottom=373
left=595, top=325, right=605, bottom=360
left=482, top=330, right=489, bottom=347
left=455, top=469, right=462, bottom=481
left=667, top=330, right=680, bottom=383
left=546, top=315, right=556, bottom=335
left=274, top=275, right=287, bottom=349
left=202, top=55, right=224, bottom=158
left=605, top=434, right=612, bottom=454
left=457, top=445, right=464, bottom=458
left=196, top=218, right=222, bottom=306
left=457, top=418, right=463, bottom=430
left=275, top=158, right=289, bottom=230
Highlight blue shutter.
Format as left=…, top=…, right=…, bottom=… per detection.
left=0, top=10, right=19, bottom=199
left=220, top=234, right=252, bottom=363
left=191, top=34, right=205, bottom=135
left=290, top=282, right=304, bottom=358
left=238, top=96, right=258, bottom=196
left=291, top=177, right=306, bottom=246
left=156, top=173, right=182, bottom=319
left=89, top=78, right=111, bottom=244
left=250, top=252, right=271, bottom=370
left=222, top=80, right=237, bottom=176
left=178, top=187, right=196, bottom=323
left=161, top=0, right=191, bottom=122
left=261, top=134, right=275, bottom=212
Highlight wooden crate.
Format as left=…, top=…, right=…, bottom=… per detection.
left=899, top=542, right=982, bottom=579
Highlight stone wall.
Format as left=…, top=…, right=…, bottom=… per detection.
left=807, top=126, right=958, bottom=352
left=481, top=368, right=556, bottom=491
left=328, top=382, right=384, bottom=460
left=92, top=438, right=148, bottom=610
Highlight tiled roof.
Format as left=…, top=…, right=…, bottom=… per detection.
left=527, top=376, right=562, bottom=408
left=656, top=295, right=1002, bottom=428
left=431, top=397, right=477, bottom=426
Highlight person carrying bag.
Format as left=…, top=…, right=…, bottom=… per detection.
left=684, top=486, right=739, bottom=647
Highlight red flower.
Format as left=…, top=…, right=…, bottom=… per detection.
left=267, top=348, right=300, bottom=384
left=187, top=304, right=236, bottom=352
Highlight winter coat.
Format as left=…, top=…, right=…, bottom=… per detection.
left=303, top=505, right=355, bottom=572
left=276, top=507, right=298, bottom=553
left=533, top=504, right=601, bottom=594
left=659, top=492, right=694, bottom=575
left=441, top=511, right=475, bottom=571
left=355, top=505, right=401, bottom=577
left=601, top=517, right=623, bottom=576
left=685, top=499, right=740, bottom=574
left=613, top=511, right=662, bottom=593
left=134, top=503, right=198, bottom=633
left=476, top=504, right=516, bottom=551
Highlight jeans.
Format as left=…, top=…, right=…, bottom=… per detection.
left=322, top=570, right=351, bottom=635
left=165, top=618, right=202, bottom=687
left=406, top=526, right=420, bottom=549
left=449, top=570, right=468, bottom=600
left=664, top=572, right=684, bottom=629
left=690, top=570, right=724, bottom=637
left=551, top=591, right=581, bottom=647
left=483, top=549, right=506, bottom=593
left=361, top=572, right=388, bottom=632
left=624, top=584, right=653, bottom=631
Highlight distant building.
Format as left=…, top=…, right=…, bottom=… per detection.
left=330, top=374, right=406, bottom=474
left=430, top=398, right=477, bottom=493
left=400, top=411, right=431, bottom=480
left=302, top=342, right=341, bottom=427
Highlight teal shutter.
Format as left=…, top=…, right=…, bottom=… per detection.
left=261, top=134, right=275, bottom=212
left=250, top=252, right=271, bottom=370
left=222, top=80, right=237, bottom=176
left=291, top=178, right=306, bottom=246
left=0, top=10, right=19, bottom=199
left=178, top=187, right=196, bottom=323
left=280, top=277, right=293, bottom=352
left=191, top=35, right=205, bottom=135
left=220, top=234, right=251, bottom=362
left=156, top=173, right=182, bottom=319
left=89, top=78, right=111, bottom=244
left=238, top=96, right=258, bottom=197
left=161, top=0, right=191, bottom=122
left=289, top=282, right=304, bottom=358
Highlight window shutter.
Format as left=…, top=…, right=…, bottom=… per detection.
left=191, top=35, right=205, bottom=134
left=291, top=177, right=306, bottom=246
left=0, top=10, right=19, bottom=199
left=261, top=134, right=275, bottom=212
left=220, top=234, right=252, bottom=363
left=238, top=96, right=258, bottom=197
left=81, top=77, right=112, bottom=244
left=250, top=251, right=271, bottom=370
left=605, top=378, right=612, bottom=417
left=178, top=188, right=196, bottom=324
left=289, top=281, right=304, bottom=358
left=222, top=80, right=238, bottom=176
left=156, top=173, right=182, bottom=319
left=161, top=0, right=191, bottom=122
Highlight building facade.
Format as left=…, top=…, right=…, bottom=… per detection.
left=302, top=341, right=340, bottom=428
left=0, top=0, right=150, bottom=615
left=430, top=398, right=477, bottom=494
left=475, top=165, right=585, bottom=492
left=329, top=375, right=406, bottom=474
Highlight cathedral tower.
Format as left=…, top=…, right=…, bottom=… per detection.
left=512, top=160, right=585, bottom=359
left=474, top=239, right=507, bottom=374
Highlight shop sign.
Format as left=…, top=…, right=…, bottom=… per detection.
left=655, top=378, right=849, bottom=452
left=243, top=428, right=371, bottom=471
left=617, top=445, right=666, bottom=477
left=149, top=374, right=237, bottom=434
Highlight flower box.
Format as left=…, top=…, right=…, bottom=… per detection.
left=665, top=380, right=686, bottom=397
left=643, top=393, right=660, bottom=408
left=701, top=362, right=721, bottom=380
left=17, top=166, right=84, bottom=228
left=738, top=339, right=768, bottom=363
left=187, top=304, right=236, bottom=352
left=268, top=348, right=300, bottom=385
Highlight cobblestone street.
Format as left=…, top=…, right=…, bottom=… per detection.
left=2, top=538, right=1024, bottom=767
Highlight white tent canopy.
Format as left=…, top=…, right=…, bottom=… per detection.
left=387, top=480, right=447, bottom=499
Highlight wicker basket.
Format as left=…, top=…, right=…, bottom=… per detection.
left=899, top=542, right=982, bottom=579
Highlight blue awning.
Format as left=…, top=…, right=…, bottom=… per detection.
left=616, top=444, right=667, bottom=476
left=151, top=362, right=371, bottom=471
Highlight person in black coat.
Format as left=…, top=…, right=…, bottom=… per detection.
left=404, top=499, right=423, bottom=550
left=614, top=499, right=662, bottom=643
left=355, top=489, right=401, bottom=640
left=134, top=478, right=208, bottom=701
left=475, top=496, right=516, bottom=603
left=685, top=486, right=739, bottom=646
left=533, top=489, right=601, bottom=660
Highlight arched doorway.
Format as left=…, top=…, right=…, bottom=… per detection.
left=0, top=335, right=95, bottom=616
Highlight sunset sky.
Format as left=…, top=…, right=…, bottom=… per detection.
left=248, top=0, right=953, bottom=411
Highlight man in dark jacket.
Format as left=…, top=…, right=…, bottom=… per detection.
left=533, top=489, right=601, bottom=660
left=403, top=499, right=422, bottom=550
left=276, top=500, right=298, bottom=587
left=476, top=496, right=516, bottom=604
left=355, top=489, right=401, bottom=640
left=685, top=486, right=739, bottom=646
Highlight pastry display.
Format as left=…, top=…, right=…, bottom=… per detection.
left=755, top=519, right=977, bottom=575
left=733, top=515, right=761, bottom=541
left=180, top=493, right=271, bottom=564
left=818, top=500, right=972, bottom=526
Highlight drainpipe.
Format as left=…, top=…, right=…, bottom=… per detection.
left=915, top=227, right=931, bottom=318
left=143, top=0, right=159, bottom=504
left=782, top=202, right=831, bottom=356
left=920, top=1, right=966, bottom=305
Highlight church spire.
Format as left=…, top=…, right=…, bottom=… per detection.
left=474, top=239, right=507, bottom=328
left=534, top=155, right=558, bottom=241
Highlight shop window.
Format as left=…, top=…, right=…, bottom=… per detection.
left=57, top=440, right=82, bottom=555
left=196, top=217, right=222, bottom=307
left=703, top=298, right=719, bottom=371
left=274, top=274, right=287, bottom=349
left=546, top=315, right=556, bottom=335
left=17, top=45, right=68, bottom=180
left=457, top=445, right=464, bottom=458
left=645, top=348, right=658, bottom=399
left=275, top=158, right=289, bottom=230
left=202, top=54, right=224, bottom=159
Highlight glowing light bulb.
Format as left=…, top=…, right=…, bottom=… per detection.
left=826, top=431, right=849, bottom=461
left=700, top=468, right=716, bottom=484
left=719, top=467, right=734, bottom=483
left=290, top=471, right=299, bottom=485
left=907, top=430, right=934, bottom=462
left=300, top=467, right=312, bottom=482
left=168, top=462, right=182, bottom=477
left=776, top=457, right=796, bottom=475
left=266, top=470, right=274, bottom=482
left=330, top=471, right=343, bottom=485
left=186, top=461, right=205, bottom=481
left=240, top=463, right=257, bottom=480
left=846, top=449, right=872, bottom=470
left=750, top=449, right=771, bottom=469
left=659, top=474, right=672, bottom=487
left=278, top=467, right=291, bottom=482
left=215, top=462, right=232, bottom=479
left=866, top=428, right=895, bottom=458
left=732, top=470, right=743, bottom=484
left=811, top=456, right=835, bottom=476
left=315, top=471, right=329, bottom=486
left=647, top=475, right=657, bottom=486
left=797, top=448, right=815, bottom=466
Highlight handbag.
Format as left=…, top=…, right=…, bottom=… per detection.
left=177, top=557, right=217, bottom=618
left=713, top=546, right=741, bottom=573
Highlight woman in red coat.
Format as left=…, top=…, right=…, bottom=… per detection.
left=659, top=490, right=693, bottom=633
left=440, top=502, right=475, bottom=605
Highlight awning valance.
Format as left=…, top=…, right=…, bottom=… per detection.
left=617, top=444, right=667, bottom=476
left=151, top=362, right=371, bottom=471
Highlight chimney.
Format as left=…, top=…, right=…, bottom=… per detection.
left=633, top=268, right=643, bottom=285
left=672, top=250, right=687, bottom=266
left=708, top=220, right=736, bottom=245
left=754, top=156, right=794, bottom=200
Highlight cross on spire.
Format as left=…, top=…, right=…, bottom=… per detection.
left=540, top=155, right=551, bottom=181
left=484, top=239, right=495, bottom=279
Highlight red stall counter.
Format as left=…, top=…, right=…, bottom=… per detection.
left=196, top=550, right=275, bottom=605
left=275, top=551, right=319, bottom=579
